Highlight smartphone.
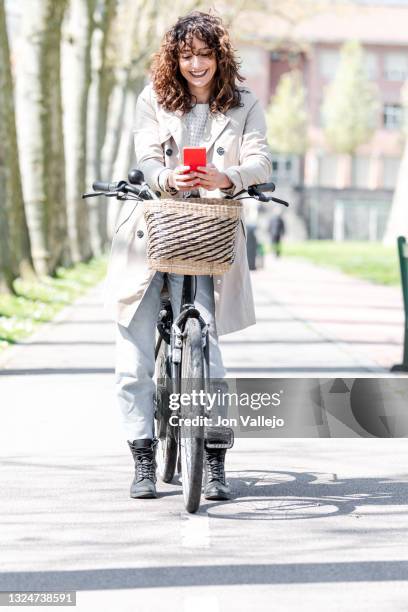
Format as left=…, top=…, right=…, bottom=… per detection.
left=183, top=147, right=207, bottom=173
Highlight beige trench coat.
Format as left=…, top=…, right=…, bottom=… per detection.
left=103, top=83, right=273, bottom=335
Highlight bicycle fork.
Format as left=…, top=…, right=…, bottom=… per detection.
left=170, top=307, right=210, bottom=401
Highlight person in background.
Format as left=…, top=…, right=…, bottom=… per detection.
left=268, top=211, right=285, bottom=257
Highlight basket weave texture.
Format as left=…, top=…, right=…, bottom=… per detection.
left=143, top=197, right=242, bottom=275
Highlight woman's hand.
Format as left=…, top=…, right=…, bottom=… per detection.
left=194, top=162, right=233, bottom=191
left=168, top=162, right=233, bottom=192
left=168, top=165, right=200, bottom=192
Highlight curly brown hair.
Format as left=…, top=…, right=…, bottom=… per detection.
left=150, top=10, right=246, bottom=115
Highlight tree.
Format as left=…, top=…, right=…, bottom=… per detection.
left=15, top=0, right=70, bottom=276
left=0, top=0, right=34, bottom=290
left=383, top=80, right=408, bottom=245
left=87, top=0, right=117, bottom=253
left=62, top=0, right=96, bottom=262
left=110, top=0, right=163, bottom=182
left=265, top=70, right=308, bottom=155
left=322, top=40, right=379, bottom=156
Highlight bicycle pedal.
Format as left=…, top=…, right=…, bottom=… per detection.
left=204, top=426, right=234, bottom=449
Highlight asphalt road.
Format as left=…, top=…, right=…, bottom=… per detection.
left=0, top=257, right=407, bottom=611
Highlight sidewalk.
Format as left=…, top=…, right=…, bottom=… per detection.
left=1, top=254, right=404, bottom=381
left=221, top=254, right=405, bottom=376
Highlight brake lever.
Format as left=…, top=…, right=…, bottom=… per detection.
left=117, top=193, right=142, bottom=201
left=269, top=196, right=289, bottom=207
left=82, top=192, right=105, bottom=199
left=82, top=190, right=121, bottom=199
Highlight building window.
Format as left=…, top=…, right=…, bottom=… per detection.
left=383, top=104, right=403, bottom=130
left=270, top=154, right=295, bottom=183
left=318, top=154, right=338, bottom=187
left=319, top=48, right=377, bottom=81
left=384, top=52, right=408, bottom=81
left=239, top=46, right=264, bottom=78
left=383, top=157, right=400, bottom=189
left=319, top=49, right=339, bottom=79
left=351, top=156, right=370, bottom=189
left=363, top=52, right=378, bottom=80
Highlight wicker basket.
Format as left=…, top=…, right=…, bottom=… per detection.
left=143, top=197, right=242, bottom=275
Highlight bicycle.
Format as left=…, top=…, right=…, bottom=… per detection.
left=83, top=170, right=289, bottom=513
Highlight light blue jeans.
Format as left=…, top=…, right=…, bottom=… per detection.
left=115, top=272, right=227, bottom=442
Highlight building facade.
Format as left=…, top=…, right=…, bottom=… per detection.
left=235, top=2, right=408, bottom=240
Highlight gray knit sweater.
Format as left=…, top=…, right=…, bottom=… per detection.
left=158, top=103, right=234, bottom=196
left=183, top=102, right=210, bottom=198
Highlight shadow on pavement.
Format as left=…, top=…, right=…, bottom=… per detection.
left=201, top=469, right=408, bottom=522
left=0, top=368, right=115, bottom=375
left=1, top=560, right=407, bottom=591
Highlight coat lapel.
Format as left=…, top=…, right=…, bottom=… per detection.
left=203, top=112, right=231, bottom=154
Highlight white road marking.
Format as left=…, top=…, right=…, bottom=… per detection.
left=183, top=593, right=220, bottom=612
left=180, top=512, right=211, bottom=548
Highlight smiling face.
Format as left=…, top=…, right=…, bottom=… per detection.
left=178, top=35, right=217, bottom=101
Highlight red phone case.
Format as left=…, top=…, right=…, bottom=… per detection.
left=183, top=147, right=207, bottom=172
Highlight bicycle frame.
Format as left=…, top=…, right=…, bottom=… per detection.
left=83, top=170, right=289, bottom=512
left=155, top=273, right=210, bottom=404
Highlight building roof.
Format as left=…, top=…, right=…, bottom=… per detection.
left=233, top=3, right=408, bottom=47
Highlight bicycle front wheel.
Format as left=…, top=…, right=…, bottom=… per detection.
left=155, top=336, right=178, bottom=483
left=179, top=317, right=205, bottom=514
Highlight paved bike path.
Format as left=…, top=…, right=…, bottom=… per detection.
left=222, top=254, right=405, bottom=376
left=0, top=257, right=407, bottom=611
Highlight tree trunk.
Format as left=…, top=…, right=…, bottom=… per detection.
left=106, top=79, right=141, bottom=240
left=383, top=141, right=408, bottom=246
left=43, top=1, right=71, bottom=270
left=0, top=168, right=14, bottom=294
left=62, top=0, right=95, bottom=262
left=100, top=0, right=145, bottom=184
left=100, top=65, right=130, bottom=184
left=0, top=0, right=34, bottom=285
left=111, top=77, right=144, bottom=180
left=87, top=0, right=116, bottom=254
left=15, top=0, right=69, bottom=276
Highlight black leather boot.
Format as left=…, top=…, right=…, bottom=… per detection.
left=203, top=447, right=231, bottom=500
left=128, top=438, right=158, bottom=499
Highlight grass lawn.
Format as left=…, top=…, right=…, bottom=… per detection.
left=0, top=257, right=107, bottom=353
left=270, top=241, right=401, bottom=286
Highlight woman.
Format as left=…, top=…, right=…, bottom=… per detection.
left=104, top=10, right=272, bottom=500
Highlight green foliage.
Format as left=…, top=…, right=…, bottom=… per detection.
left=276, top=240, right=399, bottom=285
left=266, top=70, right=308, bottom=155
left=0, top=257, right=107, bottom=351
left=322, top=41, right=380, bottom=154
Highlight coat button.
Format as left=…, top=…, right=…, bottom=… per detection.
left=165, top=148, right=173, bottom=156
left=136, top=230, right=144, bottom=238
left=217, top=146, right=225, bottom=156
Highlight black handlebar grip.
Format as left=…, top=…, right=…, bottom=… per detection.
left=92, top=181, right=118, bottom=192
left=255, top=182, right=276, bottom=193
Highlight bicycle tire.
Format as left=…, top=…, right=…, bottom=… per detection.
left=155, top=336, right=178, bottom=483
left=179, top=317, right=205, bottom=513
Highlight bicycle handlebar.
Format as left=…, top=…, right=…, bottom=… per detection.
left=253, top=182, right=276, bottom=193
left=92, top=180, right=120, bottom=192
left=84, top=179, right=142, bottom=199
left=83, top=170, right=289, bottom=207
